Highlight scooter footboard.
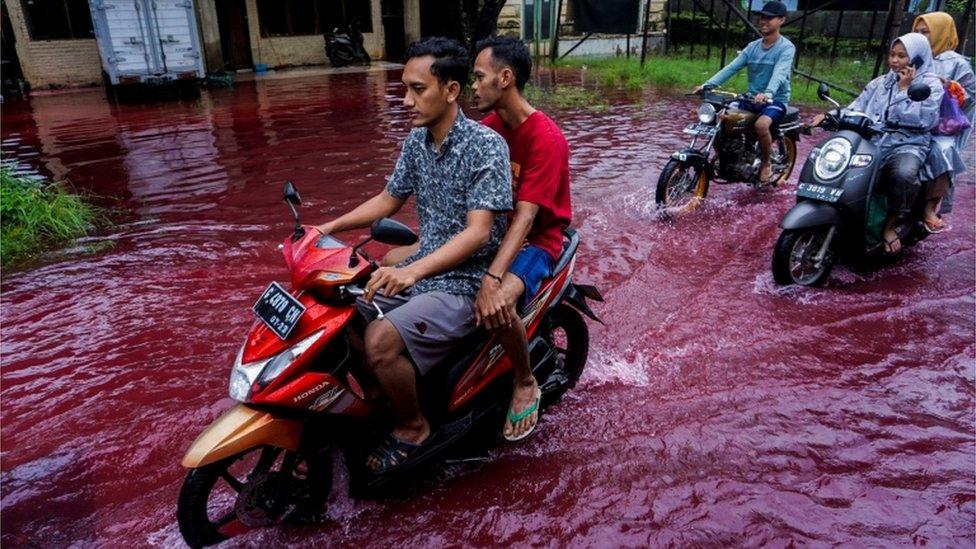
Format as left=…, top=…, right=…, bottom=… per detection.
left=181, top=404, right=303, bottom=468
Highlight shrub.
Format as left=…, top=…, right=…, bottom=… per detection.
left=1, top=169, right=102, bottom=267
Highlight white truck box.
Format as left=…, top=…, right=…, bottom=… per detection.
left=89, top=0, right=205, bottom=87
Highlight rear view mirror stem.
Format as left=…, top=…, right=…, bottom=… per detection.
left=283, top=180, right=305, bottom=242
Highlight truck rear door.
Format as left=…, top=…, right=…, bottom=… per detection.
left=145, top=0, right=204, bottom=77
left=91, top=0, right=155, bottom=81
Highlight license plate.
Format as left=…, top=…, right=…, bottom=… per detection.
left=252, top=282, right=306, bottom=340
left=683, top=123, right=718, bottom=137
left=797, top=182, right=844, bottom=203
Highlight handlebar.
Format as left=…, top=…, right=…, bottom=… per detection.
left=342, top=285, right=366, bottom=297
left=814, top=110, right=929, bottom=137
left=692, top=87, right=771, bottom=106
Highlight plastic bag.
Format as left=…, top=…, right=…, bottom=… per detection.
left=933, top=83, right=971, bottom=136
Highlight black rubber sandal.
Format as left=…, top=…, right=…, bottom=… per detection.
left=366, top=433, right=426, bottom=475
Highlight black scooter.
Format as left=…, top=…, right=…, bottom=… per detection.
left=325, top=21, right=371, bottom=68
left=771, top=82, right=933, bottom=287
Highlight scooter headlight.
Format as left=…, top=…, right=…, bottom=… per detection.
left=228, top=330, right=324, bottom=402
left=229, top=347, right=269, bottom=402
left=697, top=103, right=716, bottom=124
left=814, top=137, right=852, bottom=180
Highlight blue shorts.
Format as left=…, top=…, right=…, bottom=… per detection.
left=508, top=245, right=555, bottom=311
left=735, top=100, right=788, bottom=125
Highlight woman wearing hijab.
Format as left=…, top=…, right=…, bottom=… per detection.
left=815, top=33, right=943, bottom=253
left=913, top=12, right=974, bottom=232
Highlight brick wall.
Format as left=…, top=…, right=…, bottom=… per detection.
left=3, top=0, right=103, bottom=89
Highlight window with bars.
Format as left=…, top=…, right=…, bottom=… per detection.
left=20, top=0, right=94, bottom=40
left=257, top=0, right=372, bottom=37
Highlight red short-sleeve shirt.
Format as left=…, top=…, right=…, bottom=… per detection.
left=481, top=110, right=572, bottom=260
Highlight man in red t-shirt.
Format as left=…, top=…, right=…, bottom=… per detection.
left=472, top=36, right=572, bottom=441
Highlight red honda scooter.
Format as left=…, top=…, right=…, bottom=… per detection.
left=176, top=182, right=602, bottom=547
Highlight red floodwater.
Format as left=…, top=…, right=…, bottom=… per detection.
left=1, top=69, right=974, bottom=547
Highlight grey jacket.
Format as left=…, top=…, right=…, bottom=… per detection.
left=847, top=33, right=943, bottom=160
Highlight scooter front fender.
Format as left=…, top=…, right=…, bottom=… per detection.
left=181, top=404, right=303, bottom=468
left=779, top=200, right=844, bottom=230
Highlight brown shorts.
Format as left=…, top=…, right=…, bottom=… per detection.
left=356, top=291, right=476, bottom=375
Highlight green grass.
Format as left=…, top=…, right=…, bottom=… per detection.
left=1, top=169, right=103, bottom=267
left=555, top=53, right=878, bottom=106
left=524, top=82, right=609, bottom=111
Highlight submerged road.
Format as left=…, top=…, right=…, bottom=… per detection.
left=1, top=69, right=973, bottom=546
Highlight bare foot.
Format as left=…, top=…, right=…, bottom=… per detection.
left=392, top=421, right=431, bottom=446
left=503, top=377, right=540, bottom=440
left=923, top=215, right=945, bottom=232
left=882, top=228, right=902, bottom=254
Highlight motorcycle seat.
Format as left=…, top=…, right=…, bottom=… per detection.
left=783, top=106, right=800, bottom=123
left=419, top=229, right=580, bottom=413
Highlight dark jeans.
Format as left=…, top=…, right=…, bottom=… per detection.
left=879, top=153, right=922, bottom=217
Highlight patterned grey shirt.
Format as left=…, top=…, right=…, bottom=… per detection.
left=386, top=109, right=512, bottom=296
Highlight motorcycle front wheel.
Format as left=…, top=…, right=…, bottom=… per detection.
left=772, top=228, right=835, bottom=286
left=177, top=447, right=329, bottom=547
left=655, top=158, right=709, bottom=213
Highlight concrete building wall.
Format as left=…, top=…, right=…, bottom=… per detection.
left=499, top=0, right=667, bottom=57
left=3, top=0, right=103, bottom=89
left=404, top=0, right=421, bottom=44
left=244, top=0, right=385, bottom=69
left=195, top=0, right=223, bottom=72
left=6, top=0, right=390, bottom=89
left=498, top=0, right=667, bottom=57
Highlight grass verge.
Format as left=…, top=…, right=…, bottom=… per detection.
left=524, top=82, right=610, bottom=111
left=1, top=169, right=103, bottom=267
left=556, top=53, right=879, bottom=106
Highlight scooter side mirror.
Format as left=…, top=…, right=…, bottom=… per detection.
left=283, top=181, right=302, bottom=205
left=817, top=83, right=831, bottom=101
left=371, top=218, right=418, bottom=246
left=282, top=181, right=304, bottom=241
left=907, top=82, right=931, bottom=102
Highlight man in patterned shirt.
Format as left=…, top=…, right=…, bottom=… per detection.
left=314, top=37, right=512, bottom=474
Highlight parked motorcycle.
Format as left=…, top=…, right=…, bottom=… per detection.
left=656, top=87, right=802, bottom=212
left=325, top=20, right=371, bottom=68
left=176, top=183, right=602, bottom=547
left=771, top=83, right=933, bottom=287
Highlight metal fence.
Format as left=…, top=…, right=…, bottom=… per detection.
left=664, top=0, right=974, bottom=97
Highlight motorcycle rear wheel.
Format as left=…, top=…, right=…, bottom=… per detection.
left=772, top=228, right=835, bottom=286
left=327, top=49, right=354, bottom=68
left=770, top=135, right=798, bottom=186
left=538, top=304, right=589, bottom=406
left=655, top=159, right=709, bottom=213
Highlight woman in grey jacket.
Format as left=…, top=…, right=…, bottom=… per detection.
left=816, top=33, right=943, bottom=253
left=913, top=12, right=974, bottom=232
